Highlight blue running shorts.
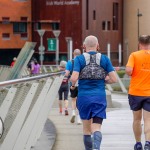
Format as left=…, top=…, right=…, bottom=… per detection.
left=77, top=95, right=107, bottom=120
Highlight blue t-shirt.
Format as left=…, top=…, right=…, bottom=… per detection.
left=66, top=60, right=73, bottom=72
left=74, top=51, right=114, bottom=96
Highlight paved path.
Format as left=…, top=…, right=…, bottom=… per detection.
left=48, top=93, right=145, bottom=150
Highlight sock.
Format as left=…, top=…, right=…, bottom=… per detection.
left=83, top=135, right=92, bottom=150
left=72, top=110, right=76, bottom=116
left=92, top=131, right=102, bottom=150
left=136, top=142, right=142, bottom=144
left=136, top=142, right=142, bottom=145
left=77, top=114, right=81, bottom=120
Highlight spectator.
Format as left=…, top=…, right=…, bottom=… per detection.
left=31, top=60, right=40, bottom=75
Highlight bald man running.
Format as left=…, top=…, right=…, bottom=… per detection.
left=71, top=35, right=117, bottom=150
left=65, top=49, right=82, bottom=124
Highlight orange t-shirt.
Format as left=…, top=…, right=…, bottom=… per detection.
left=126, top=50, right=150, bottom=96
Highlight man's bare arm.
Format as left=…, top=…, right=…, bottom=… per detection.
left=105, top=71, right=118, bottom=84
left=126, top=66, right=133, bottom=76
left=65, top=70, right=70, bottom=77
left=70, top=71, right=79, bottom=86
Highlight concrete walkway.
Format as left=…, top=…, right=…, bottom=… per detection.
left=46, top=93, right=146, bottom=150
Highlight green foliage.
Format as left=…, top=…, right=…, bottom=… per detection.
left=116, top=70, right=126, bottom=78
left=113, top=87, right=122, bottom=91
left=113, top=86, right=129, bottom=92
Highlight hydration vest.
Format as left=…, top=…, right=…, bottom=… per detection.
left=79, top=53, right=107, bottom=80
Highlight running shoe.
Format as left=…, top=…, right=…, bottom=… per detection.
left=65, top=110, right=69, bottom=116
left=77, top=115, right=82, bottom=125
left=144, top=142, right=150, bottom=150
left=134, top=142, right=143, bottom=150
left=70, top=115, right=75, bottom=123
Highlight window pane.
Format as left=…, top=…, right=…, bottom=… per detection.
left=13, top=23, right=19, bottom=32
left=113, top=3, right=119, bottom=30
left=35, top=23, right=41, bottom=30
left=93, top=10, right=96, bottom=20
left=51, top=23, right=60, bottom=30
left=20, top=22, right=27, bottom=32
left=86, top=0, right=89, bottom=30
left=2, top=33, right=10, bottom=40
left=13, top=22, right=27, bottom=33
left=21, top=17, right=28, bottom=21
left=102, top=21, right=111, bottom=31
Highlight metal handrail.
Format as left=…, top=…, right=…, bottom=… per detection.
left=0, top=71, right=64, bottom=87
left=0, top=65, right=10, bottom=68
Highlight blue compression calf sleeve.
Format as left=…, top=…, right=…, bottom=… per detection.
left=83, top=135, right=92, bottom=150
left=93, top=131, right=102, bottom=150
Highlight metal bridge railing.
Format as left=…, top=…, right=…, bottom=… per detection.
left=0, top=66, right=11, bottom=82
left=0, top=72, right=64, bottom=150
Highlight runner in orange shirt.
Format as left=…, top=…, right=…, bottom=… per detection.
left=126, top=35, right=150, bottom=150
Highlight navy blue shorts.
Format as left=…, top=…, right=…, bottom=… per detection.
left=128, top=94, right=150, bottom=111
left=77, top=95, right=107, bottom=120
left=70, top=86, right=78, bottom=98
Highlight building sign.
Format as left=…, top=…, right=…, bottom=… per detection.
left=48, top=38, right=57, bottom=51
left=46, top=0, right=80, bottom=6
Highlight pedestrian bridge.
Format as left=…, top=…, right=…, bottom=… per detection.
left=0, top=69, right=141, bottom=150
left=0, top=42, right=138, bottom=150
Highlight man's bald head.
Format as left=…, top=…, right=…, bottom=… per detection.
left=83, top=35, right=99, bottom=52
left=73, top=49, right=81, bottom=57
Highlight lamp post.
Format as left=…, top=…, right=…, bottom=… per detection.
left=52, top=30, right=61, bottom=65
left=65, top=37, right=73, bottom=60
left=107, top=43, right=111, bottom=59
left=37, top=30, right=45, bottom=66
left=137, top=9, right=142, bottom=49
left=118, top=43, right=122, bottom=66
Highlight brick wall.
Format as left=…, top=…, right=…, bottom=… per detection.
left=0, top=0, right=32, bottom=49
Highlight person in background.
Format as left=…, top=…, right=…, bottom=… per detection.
left=71, top=35, right=117, bottom=150
left=58, top=60, right=69, bottom=115
left=11, top=57, right=17, bottom=67
left=31, top=60, right=40, bottom=75
left=27, top=58, right=34, bottom=75
left=65, top=49, right=82, bottom=125
left=126, top=35, right=150, bottom=150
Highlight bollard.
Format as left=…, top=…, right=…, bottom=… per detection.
left=106, top=90, right=113, bottom=108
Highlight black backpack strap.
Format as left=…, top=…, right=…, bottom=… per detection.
left=70, top=59, right=74, bottom=75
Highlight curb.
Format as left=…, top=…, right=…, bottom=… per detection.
left=111, top=91, right=128, bottom=95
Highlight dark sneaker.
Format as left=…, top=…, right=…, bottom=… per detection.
left=65, top=110, right=69, bottom=116
left=70, top=115, right=75, bottom=123
left=144, top=142, right=150, bottom=150
left=134, top=142, right=143, bottom=150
